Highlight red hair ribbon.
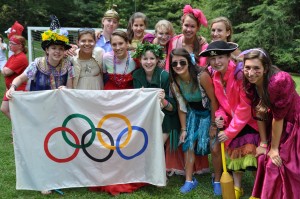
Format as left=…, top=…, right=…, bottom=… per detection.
left=183, top=5, right=207, bottom=27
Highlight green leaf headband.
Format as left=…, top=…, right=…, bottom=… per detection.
left=131, top=42, right=164, bottom=59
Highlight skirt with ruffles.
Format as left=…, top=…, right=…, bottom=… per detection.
left=226, top=124, right=259, bottom=171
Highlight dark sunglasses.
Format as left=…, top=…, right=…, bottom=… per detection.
left=78, top=28, right=95, bottom=34
left=171, top=60, right=187, bottom=68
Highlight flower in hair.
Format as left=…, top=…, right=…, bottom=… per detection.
left=183, top=5, right=207, bottom=27
left=131, top=42, right=164, bottom=60
left=41, top=29, right=69, bottom=44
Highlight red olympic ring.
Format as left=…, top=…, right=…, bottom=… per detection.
left=44, top=127, right=80, bottom=163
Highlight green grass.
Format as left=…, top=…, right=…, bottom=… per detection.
left=0, top=75, right=299, bottom=199
left=293, top=75, right=300, bottom=94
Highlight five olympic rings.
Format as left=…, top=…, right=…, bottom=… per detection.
left=44, top=113, right=148, bottom=163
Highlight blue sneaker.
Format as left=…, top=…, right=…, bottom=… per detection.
left=212, top=177, right=222, bottom=196
left=180, top=178, right=198, bottom=194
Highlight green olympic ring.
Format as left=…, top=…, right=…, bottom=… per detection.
left=62, top=113, right=96, bottom=148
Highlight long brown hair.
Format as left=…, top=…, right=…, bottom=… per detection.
left=243, top=49, right=280, bottom=113
left=181, top=13, right=206, bottom=62
left=169, top=48, right=204, bottom=95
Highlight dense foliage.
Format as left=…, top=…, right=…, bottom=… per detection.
left=0, top=0, right=299, bottom=72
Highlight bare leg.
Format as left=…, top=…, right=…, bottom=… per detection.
left=233, top=171, right=243, bottom=188
left=184, top=149, right=195, bottom=181
left=163, top=133, right=169, bottom=144
left=1, top=101, right=11, bottom=120
left=210, top=141, right=222, bottom=182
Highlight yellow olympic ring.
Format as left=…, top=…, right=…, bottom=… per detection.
left=97, top=114, right=132, bottom=150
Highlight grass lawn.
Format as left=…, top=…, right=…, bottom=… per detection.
left=0, top=74, right=299, bottom=199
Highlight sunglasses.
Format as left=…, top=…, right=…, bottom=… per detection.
left=78, top=28, right=95, bottom=34
left=171, top=60, right=187, bottom=68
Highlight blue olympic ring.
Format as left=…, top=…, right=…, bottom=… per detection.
left=116, top=126, right=148, bottom=160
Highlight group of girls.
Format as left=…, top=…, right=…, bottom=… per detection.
left=1, top=3, right=299, bottom=199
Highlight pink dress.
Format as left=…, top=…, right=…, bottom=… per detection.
left=251, top=71, right=300, bottom=199
left=165, top=34, right=208, bottom=71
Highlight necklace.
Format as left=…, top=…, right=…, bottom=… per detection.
left=113, top=52, right=130, bottom=87
left=46, top=57, right=62, bottom=89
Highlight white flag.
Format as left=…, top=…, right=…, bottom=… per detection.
left=10, top=88, right=165, bottom=191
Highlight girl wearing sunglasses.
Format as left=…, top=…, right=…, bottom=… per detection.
left=169, top=48, right=218, bottom=193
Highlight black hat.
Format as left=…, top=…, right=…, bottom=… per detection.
left=199, top=40, right=238, bottom=57
left=41, top=15, right=71, bottom=51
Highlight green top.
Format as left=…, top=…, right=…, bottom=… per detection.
left=133, top=67, right=180, bottom=133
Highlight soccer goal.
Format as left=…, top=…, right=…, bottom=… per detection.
left=27, top=27, right=154, bottom=63
left=27, top=27, right=101, bottom=62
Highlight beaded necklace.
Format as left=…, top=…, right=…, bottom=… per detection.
left=113, top=51, right=130, bottom=82
left=47, top=57, right=62, bottom=89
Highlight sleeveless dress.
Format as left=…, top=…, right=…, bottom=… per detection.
left=166, top=74, right=211, bottom=175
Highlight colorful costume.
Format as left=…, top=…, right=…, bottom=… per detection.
left=251, top=71, right=300, bottom=199
left=71, top=47, right=104, bottom=90
left=102, top=51, right=136, bottom=90
left=3, top=52, right=28, bottom=101
left=133, top=66, right=180, bottom=135
left=25, top=57, right=74, bottom=91
left=166, top=71, right=212, bottom=175
left=212, top=60, right=259, bottom=171
left=165, top=34, right=208, bottom=71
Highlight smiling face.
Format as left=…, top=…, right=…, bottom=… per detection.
left=171, top=55, right=189, bottom=77
left=141, top=50, right=159, bottom=74
left=46, top=44, right=65, bottom=64
left=244, top=58, right=265, bottom=86
left=111, top=35, right=128, bottom=59
left=209, top=54, right=230, bottom=74
left=132, top=18, right=146, bottom=40
left=77, top=33, right=95, bottom=55
left=182, top=15, right=199, bottom=39
left=211, top=21, right=230, bottom=42
left=102, top=18, right=118, bottom=35
left=156, top=26, right=171, bottom=46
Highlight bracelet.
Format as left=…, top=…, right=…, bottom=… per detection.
left=259, top=142, right=268, bottom=148
left=11, top=84, right=17, bottom=90
left=181, top=128, right=187, bottom=132
left=164, top=100, right=170, bottom=109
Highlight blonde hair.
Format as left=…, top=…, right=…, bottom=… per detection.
left=155, top=20, right=175, bottom=37
left=210, top=17, right=233, bottom=42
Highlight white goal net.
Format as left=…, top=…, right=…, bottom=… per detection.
left=27, top=27, right=154, bottom=63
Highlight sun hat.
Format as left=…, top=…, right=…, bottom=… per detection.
left=199, top=40, right=238, bottom=57
left=41, top=15, right=71, bottom=51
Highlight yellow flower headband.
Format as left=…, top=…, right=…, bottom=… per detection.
left=41, top=29, right=69, bottom=44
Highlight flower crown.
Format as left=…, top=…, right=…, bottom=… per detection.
left=41, top=29, right=69, bottom=44
left=132, top=42, right=164, bottom=59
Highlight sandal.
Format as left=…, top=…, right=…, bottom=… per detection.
left=234, top=186, right=244, bottom=199
left=180, top=178, right=198, bottom=194
left=41, top=190, right=52, bottom=195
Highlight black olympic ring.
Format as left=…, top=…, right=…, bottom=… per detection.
left=81, top=128, right=114, bottom=162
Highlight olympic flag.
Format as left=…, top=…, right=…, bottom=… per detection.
left=10, top=88, right=166, bottom=191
